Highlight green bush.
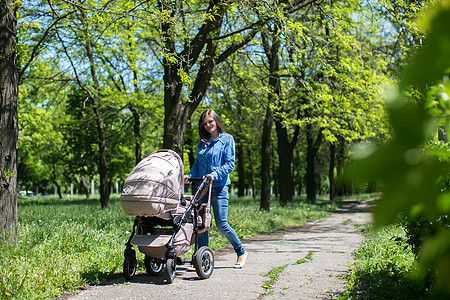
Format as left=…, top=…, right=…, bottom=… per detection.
left=342, top=224, right=430, bottom=299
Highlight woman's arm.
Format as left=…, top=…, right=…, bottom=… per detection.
left=211, top=134, right=235, bottom=181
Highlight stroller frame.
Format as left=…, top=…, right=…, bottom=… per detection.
left=122, top=176, right=214, bottom=283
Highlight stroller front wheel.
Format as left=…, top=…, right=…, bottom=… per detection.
left=193, top=246, right=214, bottom=279
left=123, top=250, right=137, bottom=280
left=164, top=257, right=176, bottom=284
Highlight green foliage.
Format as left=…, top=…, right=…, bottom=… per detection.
left=342, top=224, right=429, bottom=299
left=18, top=67, right=70, bottom=192
left=17, top=0, right=165, bottom=193
left=402, top=214, right=449, bottom=259
left=347, top=2, right=450, bottom=297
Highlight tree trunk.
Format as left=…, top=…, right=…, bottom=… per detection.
left=306, top=124, right=323, bottom=203
left=275, top=120, right=299, bottom=205
left=79, top=176, right=90, bottom=198
left=128, top=104, right=142, bottom=165
left=55, top=182, right=62, bottom=198
left=159, top=0, right=262, bottom=155
left=329, top=142, right=336, bottom=202
left=305, top=147, right=316, bottom=202
left=237, top=138, right=245, bottom=197
left=85, top=37, right=110, bottom=209
left=160, top=1, right=224, bottom=155
left=335, top=137, right=347, bottom=196
left=52, top=167, right=63, bottom=199
left=246, top=147, right=256, bottom=199
left=260, top=107, right=273, bottom=212
left=294, top=150, right=303, bottom=196
left=184, top=122, right=196, bottom=169
left=163, top=100, right=190, bottom=155
left=0, top=0, right=18, bottom=242
left=96, top=113, right=110, bottom=208
left=276, top=122, right=294, bottom=205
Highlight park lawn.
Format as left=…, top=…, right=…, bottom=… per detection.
left=340, top=224, right=430, bottom=299
left=1, top=193, right=341, bottom=299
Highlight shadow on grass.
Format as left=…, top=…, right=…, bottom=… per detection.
left=341, top=267, right=430, bottom=299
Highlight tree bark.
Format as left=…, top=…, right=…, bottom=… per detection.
left=260, top=107, right=273, bottom=212
left=275, top=112, right=301, bottom=205
left=160, top=0, right=226, bottom=155
left=184, top=122, right=196, bottom=169
left=329, top=142, right=336, bottom=202
left=237, top=138, right=245, bottom=197
left=246, top=147, right=256, bottom=199
left=262, top=26, right=301, bottom=206
left=0, top=0, right=18, bottom=242
left=79, top=176, right=91, bottom=198
left=85, top=37, right=110, bottom=209
left=276, top=121, right=297, bottom=205
left=159, top=0, right=261, bottom=155
left=128, top=104, right=142, bottom=165
left=306, top=124, right=323, bottom=203
left=130, top=69, right=142, bottom=165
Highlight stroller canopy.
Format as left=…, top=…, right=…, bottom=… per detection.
left=121, top=149, right=184, bottom=217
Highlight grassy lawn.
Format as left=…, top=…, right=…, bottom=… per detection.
left=1, top=193, right=341, bottom=299
left=340, top=224, right=430, bottom=299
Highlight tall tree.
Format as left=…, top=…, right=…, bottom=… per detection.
left=206, top=50, right=265, bottom=198
left=260, top=105, right=273, bottom=211
left=160, top=0, right=249, bottom=154
left=157, top=0, right=315, bottom=155
left=0, top=0, right=19, bottom=241
left=260, top=25, right=284, bottom=207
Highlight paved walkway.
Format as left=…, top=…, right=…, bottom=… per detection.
left=69, top=200, right=372, bottom=299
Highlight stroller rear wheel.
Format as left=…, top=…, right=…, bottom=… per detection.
left=144, top=256, right=163, bottom=276
left=164, top=257, right=176, bottom=284
left=123, top=249, right=137, bottom=280
left=193, top=246, right=214, bottom=279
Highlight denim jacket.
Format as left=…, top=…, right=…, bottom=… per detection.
left=188, top=132, right=235, bottom=187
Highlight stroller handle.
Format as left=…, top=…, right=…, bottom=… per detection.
left=187, top=177, right=205, bottom=183
left=186, top=176, right=214, bottom=183
left=185, top=177, right=212, bottom=204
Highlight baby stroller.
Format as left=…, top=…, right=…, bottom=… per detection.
left=120, top=149, right=214, bottom=283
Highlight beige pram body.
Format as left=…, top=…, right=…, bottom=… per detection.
left=120, top=149, right=214, bottom=283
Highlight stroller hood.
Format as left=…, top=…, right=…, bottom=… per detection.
left=121, top=149, right=184, bottom=217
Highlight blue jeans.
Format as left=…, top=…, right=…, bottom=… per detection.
left=198, top=185, right=245, bottom=256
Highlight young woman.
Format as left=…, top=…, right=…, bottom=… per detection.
left=184, top=109, right=248, bottom=268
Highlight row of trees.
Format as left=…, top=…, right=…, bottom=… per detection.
left=1, top=0, right=435, bottom=239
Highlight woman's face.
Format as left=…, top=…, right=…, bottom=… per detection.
left=202, top=115, right=219, bottom=137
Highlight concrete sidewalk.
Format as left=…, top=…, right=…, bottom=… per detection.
left=69, top=200, right=372, bottom=300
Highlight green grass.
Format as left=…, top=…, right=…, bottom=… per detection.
left=340, top=224, right=430, bottom=299
left=261, top=251, right=315, bottom=295
left=1, top=193, right=339, bottom=299
left=261, top=264, right=289, bottom=295
left=294, top=251, right=313, bottom=265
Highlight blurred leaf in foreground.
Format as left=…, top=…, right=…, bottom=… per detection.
left=347, top=2, right=450, bottom=297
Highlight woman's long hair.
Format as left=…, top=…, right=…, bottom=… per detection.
left=198, top=109, right=226, bottom=141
